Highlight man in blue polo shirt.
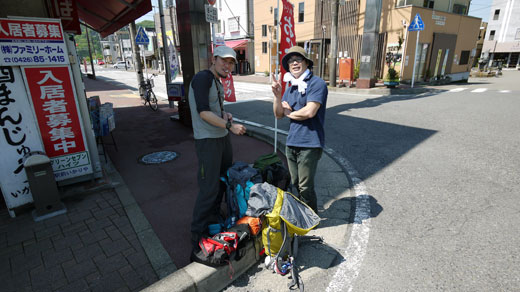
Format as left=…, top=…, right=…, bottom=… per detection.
left=271, top=45, right=328, bottom=213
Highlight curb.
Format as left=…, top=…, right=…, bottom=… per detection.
left=140, top=122, right=354, bottom=292
left=327, top=85, right=444, bottom=95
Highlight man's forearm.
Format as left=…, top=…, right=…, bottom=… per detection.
left=200, top=111, right=227, bottom=128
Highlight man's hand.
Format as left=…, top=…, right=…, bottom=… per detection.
left=230, top=123, right=246, bottom=135
left=271, top=79, right=282, bottom=100
left=223, top=111, right=233, bottom=122
left=282, top=101, right=292, bottom=116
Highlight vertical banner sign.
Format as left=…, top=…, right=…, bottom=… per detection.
left=168, top=37, right=179, bottom=81
left=221, top=74, right=236, bottom=102
left=279, top=0, right=296, bottom=95
left=47, top=0, right=81, bottom=35
left=22, top=66, right=93, bottom=181
left=0, top=67, right=45, bottom=211
left=0, top=18, right=69, bottom=66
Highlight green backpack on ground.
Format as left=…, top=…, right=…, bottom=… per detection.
left=253, top=153, right=291, bottom=191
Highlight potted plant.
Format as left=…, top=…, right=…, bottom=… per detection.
left=384, top=67, right=399, bottom=88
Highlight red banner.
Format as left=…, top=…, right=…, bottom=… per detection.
left=23, top=67, right=86, bottom=157
left=0, top=19, right=63, bottom=40
left=222, top=74, right=236, bottom=102
left=279, top=0, right=296, bottom=95
left=47, top=0, right=81, bottom=35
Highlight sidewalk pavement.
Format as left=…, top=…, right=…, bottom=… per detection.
left=2, top=69, right=433, bottom=292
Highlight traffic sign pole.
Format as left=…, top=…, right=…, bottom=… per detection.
left=411, top=30, right=419, bottom=88
left=408, top=13, right=424, bottom=88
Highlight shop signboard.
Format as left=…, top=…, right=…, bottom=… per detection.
left=22, top=66, right=92, bottom=181
left=0, top=67, right=45, bottom=213
left=0, top=18, right=69, bottom=66
left=47, top=0, right=81, bottom=35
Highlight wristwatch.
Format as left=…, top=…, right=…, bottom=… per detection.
left=226, top=120, right=232, bottom=130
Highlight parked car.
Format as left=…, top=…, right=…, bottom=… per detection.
left=98, top=60, right=105, bottom=65
left=113, top=61, right=127, bottom=69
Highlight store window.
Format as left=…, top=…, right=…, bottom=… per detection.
left=229, top=17, right=239, bottom=32
left=459, top=51, right=470, bottom=65
left=423, top=0, right=434, bottom=9
left=298, top=3, right=305, bottom=23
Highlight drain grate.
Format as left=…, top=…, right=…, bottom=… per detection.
left=139, top=151, right=178, bottom=165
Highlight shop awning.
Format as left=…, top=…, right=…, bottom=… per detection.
left=225, top=39, right=249, bottom=49
left=77, top=0, right=152, bottom=38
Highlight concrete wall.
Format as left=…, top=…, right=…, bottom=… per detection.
left=1, top=0, right=48, bottom=18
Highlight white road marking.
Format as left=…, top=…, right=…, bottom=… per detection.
left=499, top=90, right=511, bottom=93
left=471, top=88, right=488, bottom=93
left=324, top=147, right=370, bottom=292
left=449, top=88, right=468, bottom=92
left=235, top=118, right=371, bottom=292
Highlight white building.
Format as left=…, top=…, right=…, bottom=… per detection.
left=213, top=0, right=255, bottom=74
left=481, top=0, right=520, bottom=68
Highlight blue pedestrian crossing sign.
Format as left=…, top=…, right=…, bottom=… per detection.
left=408, top=13, right=425, bottom=31
left=135, top=26, right=149, bottom=45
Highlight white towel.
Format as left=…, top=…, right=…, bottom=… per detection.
left=283, top=69, right=310, bottom=94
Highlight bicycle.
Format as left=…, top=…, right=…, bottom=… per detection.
left=139, top=74, right=158, bottom=111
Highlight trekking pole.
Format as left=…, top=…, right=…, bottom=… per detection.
left=274, top=0, right=280, bottom=154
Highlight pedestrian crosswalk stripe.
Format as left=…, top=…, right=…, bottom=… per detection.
left=449, top=88, right=467, bottom=92
left=471, top=88, right=487, bottom=93
left=499, top=90, right=511, bottom=93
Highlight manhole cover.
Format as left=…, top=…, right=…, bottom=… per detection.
left=139, top=151, right=178, bottom=165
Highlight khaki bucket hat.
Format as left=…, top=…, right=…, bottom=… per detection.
left=281, top=46, right=314, bottom=71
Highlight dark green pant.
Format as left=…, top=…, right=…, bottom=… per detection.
left=191, top=135, right=232, bottom=246
left=285, top=146, right=323, bottom=213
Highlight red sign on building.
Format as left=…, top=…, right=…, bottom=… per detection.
left=47, top=0, right=81, bottom=35
left=23, top=66, right=86, bottom=157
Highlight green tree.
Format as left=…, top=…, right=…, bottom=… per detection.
left=74, top=26, right=103, bottom=61
left=137, top=20, right=155, bottom=29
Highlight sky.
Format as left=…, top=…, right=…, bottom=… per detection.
left=467, top=0, right=493, bottom=22
left=136, top=0, right=493, bottom=24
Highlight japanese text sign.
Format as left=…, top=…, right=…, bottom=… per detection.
left=279, top=0, right=296, bottom=94
left=221, top=73, right=236, bottom=102
left=0, top=66, right=45, bottom=210
left=22, top=66, right=92, bottom=181
left=47, top=0, right=81, bottom=35
left=0, top=18, right=69, bottom=66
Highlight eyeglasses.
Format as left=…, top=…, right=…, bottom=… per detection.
left=287, top=56, right=304, bottom=64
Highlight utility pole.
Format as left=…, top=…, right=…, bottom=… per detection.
left=329, top=0, right=339, bottom=87
left=357, top=0, right=382, bottom=88
left=85, top=25, right=95, bottom=79
left=129, top=21, right=144, bottom=87
left=158, top=0, right=172, bottom=84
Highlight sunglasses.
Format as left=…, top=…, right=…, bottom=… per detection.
left=287, top=56, right=304, bottom=64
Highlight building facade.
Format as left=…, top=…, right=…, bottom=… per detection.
left=254, top=0, right=480, bottom=83
left=481, top=0, right=520, bottom=68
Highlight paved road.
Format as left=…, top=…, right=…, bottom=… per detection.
left=324, top=70, right=520, bottom=291
left=93, top=67, right=520, bottom=291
